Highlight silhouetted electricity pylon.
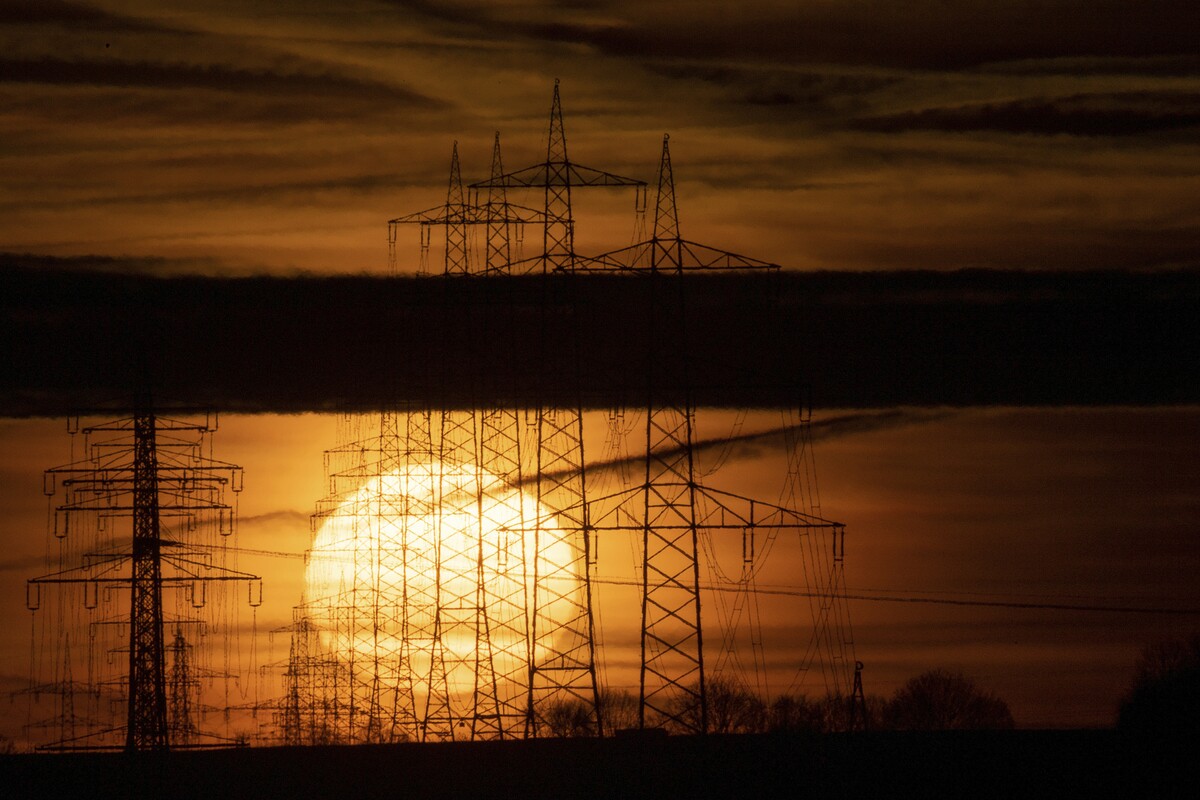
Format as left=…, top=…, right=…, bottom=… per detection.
left=579, top=135, right=848, bottom=733
left=388, top=138, right=548, bottom=276
left=464, top=80, right=648, bottom=737
left=293, top=84, right=854, bottom=744
left=27, top=412, right=261, bottom=751
left=470, top=79, right=646, bottom=275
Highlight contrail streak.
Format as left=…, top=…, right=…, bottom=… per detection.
left=524, top=407, right=953, bottom=488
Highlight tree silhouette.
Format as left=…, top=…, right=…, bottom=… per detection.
left=883, top=669, right=1014, bottom=731
left=542, top=698, right=596, bottom=737
left=668, top=677, right=766, bottom=734
left=767, top=694, right=826, bottom=733
left=768, top=692, right=889, bottom=733
left=597, top=689, right=640, bottom=734
left=1118, top=633, right=1200, bottom=740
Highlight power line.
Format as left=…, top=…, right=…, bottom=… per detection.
left=586, top=575, right=1200, bottom=616
left=206, top=543, right=1200, bottom=616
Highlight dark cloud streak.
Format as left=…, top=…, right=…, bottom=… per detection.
left=464, top=1, right=1200, bottom=71
left=1, top=266, right=1197, bottom=417
left=0, top=0, right=162, bottom=31
left=852, top=92, right=1200, bottom=137
left=568, top=409, right=954, bottom=489
left=0, top=57, right=441, bottom=107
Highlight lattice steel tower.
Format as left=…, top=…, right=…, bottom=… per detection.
left=28, top=412, right=261, bottom=751
left=582, top=135, right=851, bottom=733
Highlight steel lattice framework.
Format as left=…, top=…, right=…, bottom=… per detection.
left=28, top=413, right=260, bottom=751
left=576, top=136, right=850, bottom=733
left=286, top=83, right=855, bottom=744
left=388, top=138, right=549, bottom=277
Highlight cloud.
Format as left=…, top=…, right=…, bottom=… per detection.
left=0, top=57, right=439, bottom=105
left=237, top=510, right=310, bottom=526
left=570, top=409, right=955, bottom=487
left=0, top=252, right=239, bottom=276
left=0, top=554, right=50, bottom=573
left=431, top=1, right=1200, bottom=71
left=851, top=92, right=1200, bottom=137
left=1, top=266, right=1197, bottom=417
left=0, top=0, right=160, bottom=31
left=1, top=2, right=1197, bottom=275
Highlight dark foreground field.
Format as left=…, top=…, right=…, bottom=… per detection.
left=2, top=730, right=1195, bottom=799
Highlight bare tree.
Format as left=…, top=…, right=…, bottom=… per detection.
left=668, top=677, right=766, bottom=734
left=597, top=689, right=640, bottom=734
left=1118, top=633, right=1200, bottom=739
left=769, top=692, right=888, bottom=733
left=883, top=670, right=1014, bottom=731
left=542, top=698, right=596, bottom=737
left=768, top=694, right=825, bottom=733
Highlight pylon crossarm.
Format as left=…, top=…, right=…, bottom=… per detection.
left=29, top=552, right=259, bottom=584
left=76, top=416, right=215, bottom=435
left=574, top=238, right=781, bottom=273
left=387, top=203, right=466, bottom=225
left=587, top=483, right=840, bottom=531
left=50, top=498, right=233, bottom=513
left=470, top=161, right=645, bottom=189
left=694, top=485, right=842, bottom=529
left=389, top=201, right=555, bottom=226
left=156, top=555, right=261, bottom=582
left=582, top=484, right=641, bottom=528
left=29, top=554, right=127, bottom=583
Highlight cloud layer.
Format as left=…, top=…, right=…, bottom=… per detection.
left=0, top=1, right=1197, bottom=273
left=3, top=265, right=1197, bottom=416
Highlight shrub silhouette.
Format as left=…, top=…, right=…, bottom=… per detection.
left=883, top=669, right=1014, bottom=730
left=668, top=676, right=766, bottom=733
left=1118, top=633, right=1200, bottom=741
left=542, top=697, right=596, bottom=737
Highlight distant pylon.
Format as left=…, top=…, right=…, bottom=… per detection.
left=469, top=79, right=646, bottom=274
left=484, top=133, right=516, bottom=274
left=651, top=134, right=681, bottom=265
left=168, top=628, right=195, bottom=746
left=445, top=142, right=469, bottom=274
left=388, top=140, right=547, bottom=277
left=541, top=80, right=572, bottom=271
left=849, top=661, right=868, bottom=731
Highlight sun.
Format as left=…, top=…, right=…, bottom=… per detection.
left=302, top=458, right=578, bottom=733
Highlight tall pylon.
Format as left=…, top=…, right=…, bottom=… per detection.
left=541, top=80, right=572, bottom=271
left=127, top=411, right=169, bottom=750
left=28, top=412, right=260, bottom=751
left=167, top=628, right=196, bottom=747
left=484, top=133, right=516, bottom=274
left=469, top=79, right=646, bottom=274
left=463, top=82, right=646, bottom=735
left=580, top=135, right=790, bottom=733
left=389, top=141, right=547, bottom=277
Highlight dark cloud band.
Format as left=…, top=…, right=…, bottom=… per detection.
left=1, top=263, right=1196, bottom=416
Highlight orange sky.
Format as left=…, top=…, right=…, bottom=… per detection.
left=2, top=407, right=1198, bottom=744
left=2, top=1, right=1200, bottom=745
left=1, top=1, right=1198, bottom=274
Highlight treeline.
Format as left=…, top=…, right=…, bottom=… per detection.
left=544, top=669, right=1014, bottom=737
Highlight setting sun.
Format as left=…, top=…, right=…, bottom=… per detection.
left=298, top=450, right=578, bottom=741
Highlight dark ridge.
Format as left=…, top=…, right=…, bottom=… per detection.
left=1, top=266, right=1197, bottom=416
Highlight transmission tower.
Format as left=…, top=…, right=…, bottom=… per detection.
left=388, top=139, right=548, bottom=277
left=167, top=628, right=197, bottom=746
left=304, top=85, right=853, bottom=746
left=580, top=135, right=849, bottom=733
left=469, top=79, right=646, bottom=274
left=463, top=80, right=648, bottom=736
left=27, top=412, right=261, bottom=751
